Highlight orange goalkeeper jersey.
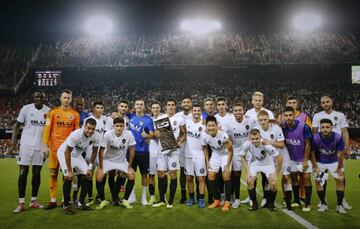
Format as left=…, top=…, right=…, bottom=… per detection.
left=43, top=107, right=80, bottom=152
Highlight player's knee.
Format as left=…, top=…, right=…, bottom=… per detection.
left=187, top=176, right=194, bottom=183
left=223, top=173, right=231, bottom=181
left=170, top=172, right=177, bottom=180
left=158, top=171, right=166, bottom=178
left=208, top=173, right=216, bottom=181
left=128, top=173, right=135, bottom=180
left=32, top=166, right=42, bottom=176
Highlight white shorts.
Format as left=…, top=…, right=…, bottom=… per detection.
left=249, top=163, right=276, bottom=179
left=157, top=149, right=180, bottom=171
left=85, top=146, right=100, bottom=167
left=289, top=160, right=313, bottom=173
left=280, top=152, right=291, bottom=176
left=103, top=159, right=128, bottom=174
left=149, top=151, right=158, bottom=175
left=179, top=152, right=185, bottom=168
left=17, top=145, right=44, bottom=166
left=185, top=157, right=207, bottom=177
left=209, top=154, right=229, bottom=173
left=317, top=162, right=343, bottom=180
left=57, top=151, right=88, bottom=176
left=232, top=153, right=243, bottom=172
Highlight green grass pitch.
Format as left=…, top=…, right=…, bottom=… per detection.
left=0, top=159, right=359, bottom=229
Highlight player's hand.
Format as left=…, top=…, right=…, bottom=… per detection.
left=65, top=171, right=75, bottom=181
left=128, top=167, right=134, bottom=174
left=86, top=170, right=93, bottom=179
left=314, top=166, right=321, bottom=176
left=154, top=130, right=160, bottom=138
left=345, top=148, right=351, bottom=156
left=302, top=160, right=308, bottom=170
left=224, top=165, right=230, bottom=174
left=336, top=168, right=344, bottom=180
left=262, top=139, right=271, bottom=145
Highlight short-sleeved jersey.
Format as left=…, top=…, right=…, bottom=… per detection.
left=255, top=124, right=285, bottom=143
left=312, top=110, right=348, bottom=135
left=17, top=103, right=51, bottom=150
left=43, top=107, right=80, bottom=152
left=225, top=117, right=256, bottom=153
left=214, top=113, right=234, bottom=131
left=84, top=115, right=108, bottom=136
left=105, top=115, right=130, bottom=131
left=57, top=128, right=99, bottom=158
left=201, top=130, right=229, bottom=156
left=176, top=111, right=193, bottom=122
left=245, top=108, right=275, bottom=123
left=101, top=129, right=136, bottom=163
left=240, top=140, right=279, bottom=165
left=129, top=114, right=154, bottom=152
left=185, top=119, right=205, bottom=158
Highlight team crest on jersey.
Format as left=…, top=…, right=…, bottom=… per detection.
left=172, top=162, right=177, bottom=168
left=139, top=121, right=144, bottom=126
left=218, top=140, right=222, bottom=145
left=287, top=166, right=291, bottom=172
left=270, top=134, right=274, bottom=139
left=103, top=120, right=106, bottom=125
left=261, top=150, right=266, bottom=155
left=334, top=116, right=338, bottom=121
left=200, top=168, right=205, bottom=174
left=30, top=113, right=34, bottom=117
left=69, top=114, right=74, bottom=120
left=89, top=141, right=93, bottom=145
left=173, top=121, right=177, bottom=126
left=173, top=128, right=177, bottom=132
left=199, top=127, right=202, bottom=132
left=122, top=139, right=126, bottom=144
left=246, top=125, right=249, bottom=130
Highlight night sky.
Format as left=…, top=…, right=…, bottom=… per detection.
left=1, top=0, right=359, bottom=44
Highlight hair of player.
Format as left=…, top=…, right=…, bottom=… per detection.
left=166, top=98, right=177, bottom=105
left=117, top=99, right=129, bottom=105
left=321, top=95, right=333, bottom=101
left=204, top=97, right=214, bottom=103
left=216, top=96, right=227, bottom=103
left=85, top=118, right=97, bottom=126
left=92, top=101, right=104, bottom=108
left=182, top=97, right=192, bottom=102
left=33, top=89, right=45, bottom=97
left=206, top=116, right=217, bottom=125
left=192, top=103, right=202, bottom=109
left=283, top=106, right=295, bottom=113
left=113, top=117, right=125, bottom=125
left=252, top=91, right=264, bottom=98
left=286, top=95, right=298, bottom=102
left=134, top=98, right=145, bottom=104
left=75, top=97, right=84, bottom=104
left=61, top=89, right=72, bottom=95
left=320, top=118, right=333, bottom=126
left=250, top=128, right=260, bottom=135
left=257, top=110, right=269, bottom=117
left=151, top=100, right=161, bottom=107
left=233, top=101, right=244, bottom=108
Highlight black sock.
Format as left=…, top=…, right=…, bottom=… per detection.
left=261, top=172, right=268, bottom=192
left=18, top=166, right=29, bottom=199
left=149, top=183, right=155, bottom=196
left=336, top=190, right=344, bottom=206
left=79, top=175, right=88, bottom=205
left=317, top=190, right=327, bottom=205
left=205, top=177, right=213, bottom=201
left=88, top=179, right=93, bottom=200
left=63, top=179, right=72, bottom=207
left=323, top=180, right=327, bottom=194
left=216, top=174, right=224, bottom=198
left=124, top=180, right=135, bottom=200
left=231, top=174, right=241, bottom=199
left=248, top=188, right=257, bottom=205
left=189, top=192, right=194, bottom=199
left=195, top=178, right=200, bottom=200
left=31, top=166, right=42, bottom=198
left=169, top=178, right=177, bottom=205
left=292, top=185, right=300, bottom=203
left=180, top=168, right=186, bottom=195
left=199, top=194, right=205, bottom=199
left=210, top=180, right=220, bottom=200
left=115, top=176, right=123, bottom=198
left=96, top=181, right=105, bottom=201
left=305, top=186, right=312, bottom=206
left=158, top=177, right=166, bottom=202
left=285, top=191, right=292, bottom=208
left=108, top=175, right=117, bottom=201
left=224, top=180, right=232, bottom=202
left=269, top=190, right=277, bottom=205
left=164, top=177, right=168, bottom=195
left=181, top=189, right=186, bottom=199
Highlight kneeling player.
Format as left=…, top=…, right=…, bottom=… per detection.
left=57, top=118, right=99, bottom=215
left=241, top=129, right=282, bottom=211
left=202, top=116, right=233, bottom=211
left=96, top=117, right=136, bottom=209
left=311, top=119, right=347, bottom=214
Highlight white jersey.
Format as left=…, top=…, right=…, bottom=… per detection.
left=156, top=114, right=185, bottom=152
left=255, top=124, right=287, bottom=155
left=58, top=129, right=100, bottom=158
left=84, top=115, right=108, bottom=135
left=149, top=116, right=160, bottom=154
left=245, top=108, right=275, bottom=123
left=201, top=130, right=229, bottom=156
left=240, top=140, right=279, bottom=166
left=225, top=117, right=257, bottom=152
left=312, top=110, right=348, bottom=135
left=185, top=119, right=205, bottom=158
left=17, top=103, right=50, bottom=150
left=105, top=115, right=130, bottom=131
left=176, top=111, right=193, bottom=122
left=214, top=113, right=234, bottom=131
left=101, top=129, right=136, bottom=163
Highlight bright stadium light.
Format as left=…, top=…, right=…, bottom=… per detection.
left=292, top=12, right=322, bottom=32
left=181, top=19, right=221, bottom=34
left=85, top=15, right=113, bottom=37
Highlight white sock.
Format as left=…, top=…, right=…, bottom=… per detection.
left=19, top=198, right=25, bottom=204
left=31, top=197, right=37, bottom=201
left=142, top=186, right=148, bottom=200
left=51, top=198, right=56, bottom=203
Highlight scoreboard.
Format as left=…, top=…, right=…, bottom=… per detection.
left=35, top=71, right=61, bottom=87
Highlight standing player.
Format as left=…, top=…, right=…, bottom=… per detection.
left=153, top=98, right=186, bottom=208
left=43, top=89, right=80, bottom=209
left=312, top=95, right=351, bottom=209
left=57, top=118, right=99, bottom=214
left=96, top=117, right=136, bottom=209
left=202, top=116, right=233, bottom=211
left=148, top=101, right=162, bottom=205
left=202, top=97, right=217, bottom=119
left=12, top=90, right=50, bottom=213
left=176, top=97, right=193, bottom=203
left=245, top=91, right=275, bottom=122
left=255, top=110, right=292, bottom=210
left=310, top=119, right=347, bottom=214
left=184, top=104, right=206, bottom=208
left=224, top=102, right=256, bottom=208
left=129, top=99, right=154, bottom=205
left=282, top=107, right=313, bottom=211
left=241, top=129, right=282, bottom=211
